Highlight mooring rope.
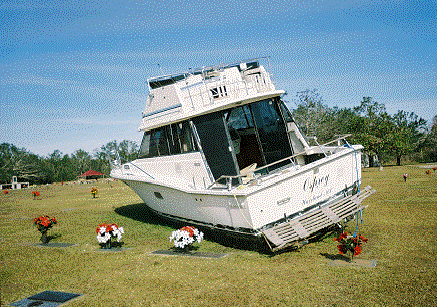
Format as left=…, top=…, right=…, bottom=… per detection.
left=344, top=141, right=362, bottom=238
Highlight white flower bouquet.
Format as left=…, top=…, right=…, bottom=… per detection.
left=96, top=223, right=124, bottom=248
left=169, top=226, right=204, bottom=251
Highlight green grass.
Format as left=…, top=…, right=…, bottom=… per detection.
left=1, top=166, right=437, bottom=306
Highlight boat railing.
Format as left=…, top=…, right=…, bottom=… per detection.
left=180, top=70, right=275, bottom=110
left=108, top=150, right=155, bottom=180
left=207, top=135, right=352, bottom=190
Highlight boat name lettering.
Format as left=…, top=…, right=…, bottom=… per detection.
left=302, top=188, right=333, bottom=206
left=303, top=174, right=330, bottom=192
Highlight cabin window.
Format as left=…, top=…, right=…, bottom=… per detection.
left=211, top=88, right=219, bottom=99
left=138, top=133, right=151, bottom=157
left=149, top=127, right=170, bottom=157
left=149, top=74, right=185, bottom=89
left=279, top=100, right=294, bottom=123
left=168, top=121, right=197, bottom=154
left=138, top=120, right=198, bottom=158
left=210, top=85, right=227, bottom=99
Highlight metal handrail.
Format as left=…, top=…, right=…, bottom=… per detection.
left=180, top=71, right=274, bottom=109
left=108, top=151, right=155, bottom=180
left=207, top=134, right=352, bottom=189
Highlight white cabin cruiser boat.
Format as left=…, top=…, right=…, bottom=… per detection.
left=110, top=58, right=375, bottom=251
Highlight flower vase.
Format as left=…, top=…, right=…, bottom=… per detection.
left=40, top=231, right=49, bottom=244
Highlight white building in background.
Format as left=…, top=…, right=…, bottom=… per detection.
left=0, top=176, right=29, bottom=190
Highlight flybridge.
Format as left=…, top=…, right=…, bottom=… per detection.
left=140, top=58, right=280, bottom=132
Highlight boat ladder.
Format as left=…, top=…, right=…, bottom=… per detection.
left=262, top=185, right=376, bottom=252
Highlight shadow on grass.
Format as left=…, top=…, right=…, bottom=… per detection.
left=46, top=233, right=62, bottom=244
left=98, top=241, right=125, bottom=249
left=115, top=202, right=271, bottom=254
left=320, top=252, right=351, bottom=262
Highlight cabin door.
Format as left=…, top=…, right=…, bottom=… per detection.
left=250, top=98, right=293, bottom=171
left=225, top=105, right=266, bottom=171
left=192, top=112, right=240, bottom=183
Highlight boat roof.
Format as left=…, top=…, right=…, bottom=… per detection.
left=147, top=57, right=270, bottom=89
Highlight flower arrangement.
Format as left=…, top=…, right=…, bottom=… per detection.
left=334, top=231, right=368, bottom=260
left=169, top=226, right=204, bottom=251
left=32, top=191, right=40, bottom=199
left=96, top=223, right=124, bottom=248
left=33, top=215, right=57, bottom=244
left=91, top=187, right=98, bottom=198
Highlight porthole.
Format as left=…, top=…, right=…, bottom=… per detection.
left=154, top=192, right=163, bottom=199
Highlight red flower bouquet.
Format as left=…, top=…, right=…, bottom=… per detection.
left=334, top=231, right=368, bottom=260
left=91, top=187, right=98, bottom=198
left=33, top=215, right=57, bottom=244
left=32, top=191, right=40, bottom=199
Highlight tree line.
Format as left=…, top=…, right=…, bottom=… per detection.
left=292, top=90, right=436, bottom=167
left=1, top=91, right=436, bottom=185
left=0, top=140, right=138, bottom=185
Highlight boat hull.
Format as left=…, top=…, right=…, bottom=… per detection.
left=113, top=145, right=363, bottom=235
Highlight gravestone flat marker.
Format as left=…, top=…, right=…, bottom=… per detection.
left=35, top=243, right=77, bottom=248
left=151, top=249, right=227, bottom=259
left=329, top=258, right=377, bottom=268
left=95, top=247, right=128, bottom=252
left=10, top=290, right=81, bottom=307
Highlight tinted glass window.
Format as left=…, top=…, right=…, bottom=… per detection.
left=251, top=98, right=293, bottom=169
left=169, top=121, right=197, bottom=154
left=279, top=100, right=294, bottom=123
left=139, top=132, right=151, bottom=158
left=138, top=120, right=197, bottom=158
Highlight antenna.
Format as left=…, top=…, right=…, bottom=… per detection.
left=157, top=64, right=165, bottom=76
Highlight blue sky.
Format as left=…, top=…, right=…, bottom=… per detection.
left=1, top=0, right=436, bottom=157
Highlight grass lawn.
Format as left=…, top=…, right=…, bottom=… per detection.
left=1, top=165, right=437, bottom=306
